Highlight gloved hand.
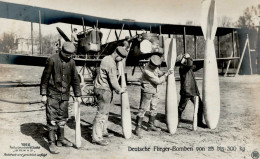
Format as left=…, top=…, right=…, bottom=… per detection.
left=41, top=95, right=47, bottom=104
left=75, top=97, right=81, bottom=103
left=168, top=69, right=174, bottom=75
left=181, top=57, right=187, bottom=65
left=165, top=69, right=174, bottom=76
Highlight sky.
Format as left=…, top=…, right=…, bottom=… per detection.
left=0, top=0, right=259, bottom=40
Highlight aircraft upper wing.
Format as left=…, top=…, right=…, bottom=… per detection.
left=0, top=1, right=238, bottom=36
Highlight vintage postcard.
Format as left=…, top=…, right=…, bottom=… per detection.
left=0, top=0, right=259, bottom=159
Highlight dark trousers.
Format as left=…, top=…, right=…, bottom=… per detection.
left=46, top=97, right=69, bottom=130
left=178, top=95, right=203, bottom=123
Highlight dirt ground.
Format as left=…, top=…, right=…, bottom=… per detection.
left=0, top=64, right=259, bottom=159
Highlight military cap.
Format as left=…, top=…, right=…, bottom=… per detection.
left=62, top=42, right=76, bottom=54
left=116, top=46, right=128, bottom=57
left=183, top=53, right=191, bottom=58
left=176, top=54, right=183, bottom=63
left=176, top=53, right=191, bottom=62
left=150, top=55, right=162, bottom=66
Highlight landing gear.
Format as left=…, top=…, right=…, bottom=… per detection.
left=77, top=64, right=97, bottom=106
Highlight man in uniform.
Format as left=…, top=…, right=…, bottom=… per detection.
left=135, top=55, right=173, bottom=137
left=92, top=46, right=127, bottom=146
left=40, top=42, right=82, bottom=154
left=177, top=53, right=205, bottom=129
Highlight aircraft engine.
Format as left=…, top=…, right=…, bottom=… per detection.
left=77, top=29, right=103, bottom=59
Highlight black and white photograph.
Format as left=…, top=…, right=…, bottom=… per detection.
left=0, top=0, right=259, bottom=158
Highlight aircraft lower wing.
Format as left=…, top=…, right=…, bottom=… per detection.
left=0, top=53, right=101, bottom=67
left=191, top=57, right=240, bottom=72
left=137, top=57, right=240, bottom=72
left=0, top=52, right=239, bottom=72
left=0, top=53, right=48, bottom=67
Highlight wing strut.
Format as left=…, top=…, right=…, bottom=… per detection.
left=118, top=24, right=125, bottom=39
left=39, top=10, right=42, bottom=55
left=235, top=34, right=252, bottom=76
left=224, top=29, right=235, bottom=76
left=115, top=30, right=119, bottom=41
left=128, top=29, right=132, bottom=37
left=82, top=17, right=86, bottom=33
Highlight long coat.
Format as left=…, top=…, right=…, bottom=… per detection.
left=179, top=58, right=200, bottom=97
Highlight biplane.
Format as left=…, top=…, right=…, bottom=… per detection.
left=0, top=1, right=240, bottom=105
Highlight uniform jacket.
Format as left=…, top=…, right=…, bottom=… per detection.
left=179, top=57, right=200, bottom=97
left=140, top=63, right=166, bottom=94
left=94, top=55, right=121, bottom=93
left=40, top=53, right=81, bottom=101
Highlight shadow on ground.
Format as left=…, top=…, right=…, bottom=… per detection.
left=67, top=117, right=93, bottom=143
left=20, top=123, right=49, bottom=151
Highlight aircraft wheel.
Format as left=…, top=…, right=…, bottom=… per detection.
left=80, top=83, right=97, bottom=106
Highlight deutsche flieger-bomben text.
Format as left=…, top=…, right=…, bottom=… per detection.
left=128, top=146, right=194, bottom=152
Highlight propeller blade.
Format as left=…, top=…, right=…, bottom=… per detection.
left=56, top=27, right=71, bottom=42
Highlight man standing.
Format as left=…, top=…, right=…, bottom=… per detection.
left=177, top=53, right=205, bottom=129
left=71, top=28, right=78, bottom=45
left=135, top=55, right=173, bottom=137
left=40, top=42, right=82, bottom=154
left=92, top=46, right=127, bottom=146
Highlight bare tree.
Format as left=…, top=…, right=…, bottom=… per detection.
left=34, top=33, right=61, bottom=56
left=219, top=16, right=232, bottom=27
left=236, top=5, right=260, bottom=28
left=0, top=32, right=15, bottom=53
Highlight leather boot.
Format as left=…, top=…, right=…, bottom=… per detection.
left=135, top=116, right=143, bottom=137
left=48, top=130, right=59, bottom=154
left=57, top=127, right=73, bottom=147
left=92, top=140, right=109, bottom=146
left=197, top=98, right=207, bottom=128
left=147, top=115, right=161, bottom=131
left=177, top=116, right=183, bottom=128
left=177, top=111, right=183, bottom=128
